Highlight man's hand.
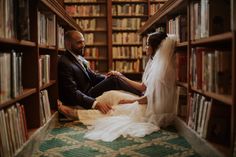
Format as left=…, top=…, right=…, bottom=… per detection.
left=95, top=102, right=112, bottom=114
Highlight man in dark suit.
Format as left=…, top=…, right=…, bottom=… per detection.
left=58, top=30, right=141, bottom=116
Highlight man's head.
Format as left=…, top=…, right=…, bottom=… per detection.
left=65, top=30, right=85, bottom=56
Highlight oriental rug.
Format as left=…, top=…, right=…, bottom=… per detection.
left=32, top=122, right=201, bottom=157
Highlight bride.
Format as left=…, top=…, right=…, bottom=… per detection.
left=58, top=32, right=177, bottom=141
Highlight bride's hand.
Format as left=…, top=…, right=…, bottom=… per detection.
left=106, top=70, right=122, bottom=77
left=118, top=99, right=135, bottom=104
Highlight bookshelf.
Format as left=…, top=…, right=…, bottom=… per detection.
left=64, top=0, right=167, bottom=76
left=64, top=0, right=109, bottom=72
left=110, top=0, right=147, bottom=76
left=0, top=0, right=81, bottom=156
left=138, top=0, right=235, bottom=157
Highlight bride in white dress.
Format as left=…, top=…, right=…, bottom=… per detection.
left=58, top=32, right=177, bottom=141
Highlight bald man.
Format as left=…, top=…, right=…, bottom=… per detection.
left=58, top=30, right=141, bottom=116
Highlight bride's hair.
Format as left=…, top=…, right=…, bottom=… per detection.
left=148, top=31, right=167, bottom=58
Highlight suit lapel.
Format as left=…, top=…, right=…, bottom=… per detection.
left=66, top=52, right=91, bottom=80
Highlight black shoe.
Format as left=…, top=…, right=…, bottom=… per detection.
left=57, top=99, right=78, bottom=122
left=58, top=111, right=74, bottom=122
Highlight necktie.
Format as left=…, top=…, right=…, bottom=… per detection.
left=78, top=56, right=89, bottom=70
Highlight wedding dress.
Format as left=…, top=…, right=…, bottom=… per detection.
left=77, top=36, right=177, bottom=142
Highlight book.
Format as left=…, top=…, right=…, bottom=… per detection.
left=209, top=0, right=230, bottom=35
left=206, top=102, right=231, bottom=145
left=200, top=100, right=210, bottom=137
left=0, top=110, right=11, bottom=157
left=11, top=50, right=17, bottom=98
left=0, top=0, right=4, bottom=38
left=176, top=86, right=187, bottom=118
left=17, top=0, right=30, bottom=40
left=20, top=105, right=28, bottom=140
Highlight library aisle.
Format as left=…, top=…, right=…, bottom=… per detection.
left=0, top=0, right=235, bottom=157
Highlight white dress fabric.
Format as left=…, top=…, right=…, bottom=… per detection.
left=77, top=36, right=177, bottom=142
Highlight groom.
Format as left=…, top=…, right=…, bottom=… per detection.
left=58, top=30, right=141, bottom=117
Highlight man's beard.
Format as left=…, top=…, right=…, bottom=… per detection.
left=72, top=47, right=84, bottom=56
left=78, top=48, right=84, bottom=56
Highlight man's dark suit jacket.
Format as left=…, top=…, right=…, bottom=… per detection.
left=58, top=51, right=105, bottom=109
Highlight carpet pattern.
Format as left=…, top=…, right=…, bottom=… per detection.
left=32, top=122, right=201, bottom=157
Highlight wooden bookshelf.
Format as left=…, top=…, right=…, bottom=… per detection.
left=64, top=0, right=167, bottom=77
left=0, top=0, right=81, bottom=156
left=64, top=0, right=109, bottom=72
left=139, top=0, right=235, bottom=156
left=111, top=0, right=147, bottom=74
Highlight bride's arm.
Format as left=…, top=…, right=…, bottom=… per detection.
left=120, top=75, right=146, bottom=92
left=119, top=96, right=147, bottom=105
left=137, top=96, right=147, bottom=104
left=107, top=71, right=146, bottom=92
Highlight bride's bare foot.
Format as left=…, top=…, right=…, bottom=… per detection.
left=57, top=100, right=79, bottom=120
left=118, top=99, right=135, bottom=104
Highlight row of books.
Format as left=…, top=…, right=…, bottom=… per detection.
left=190, top=0, right=230, bottom=40
left=112, top=18, right=144, bottom=30
left=76, top=19, right=97, bottom=30
left=112, top=4, right=147, bottom=16
left=84, top=48, right=99, bottom=58
left=176, top=86, right=187, bottom=118
left=150, top=3, right=165, bottom=15
left=175, top=52, right=187, bottom=82
left=188, top=93, right=230, bottom=145
left=87, top=61, right=108, bottom=72
left=0, top=0, right=64, bottom=46
left=112, top=60, right=141, bottom=72
left=64, top=0, right=163, bottom=2
left=65, top=0, right=103, bottom=2
left=39, top=55, right=50, bottom=87
left=65, top=0, right=164, bottom=2
left=76, top=18, right=107, bottom=31
left=112, top=32, right=141, bottom=44
left=58, top=25, right=65, bottom=49
left=85, top=32, right=107, bottom=45
left=190, top=48, right=231, bottom=95
left=0, top=0, right=30, bottom=40
left=0, top=51, right=23, bottom=103
left=66, top=5, right=106, bottom=17
left=188, top=93, right=212, bottom=138
left=142, top=56, right=149, bottom=72
left=39, top=90, right=51, bottom=126
left=113, top=0, right=147, bottom=2
left=88, top=61, right=99, bottom=71
left=84, top=33, right=95, bottom=45
left=37, top=11, right=56, bottom=46
left=112, top=46, right=142, bottom=59
left=168, top=15, right=187, bottom=42
left=150, top=0, right=166, bottom=1
left=0, top=103, right=28, bottom=157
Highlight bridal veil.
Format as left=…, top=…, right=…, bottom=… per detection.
left=144, top=36, right=177, bottom=127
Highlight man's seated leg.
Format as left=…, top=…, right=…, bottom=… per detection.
left=88, top=75, right=142, bottom=98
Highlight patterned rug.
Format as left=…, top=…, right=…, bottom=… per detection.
left=32, top=122, right=201, bottom=157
